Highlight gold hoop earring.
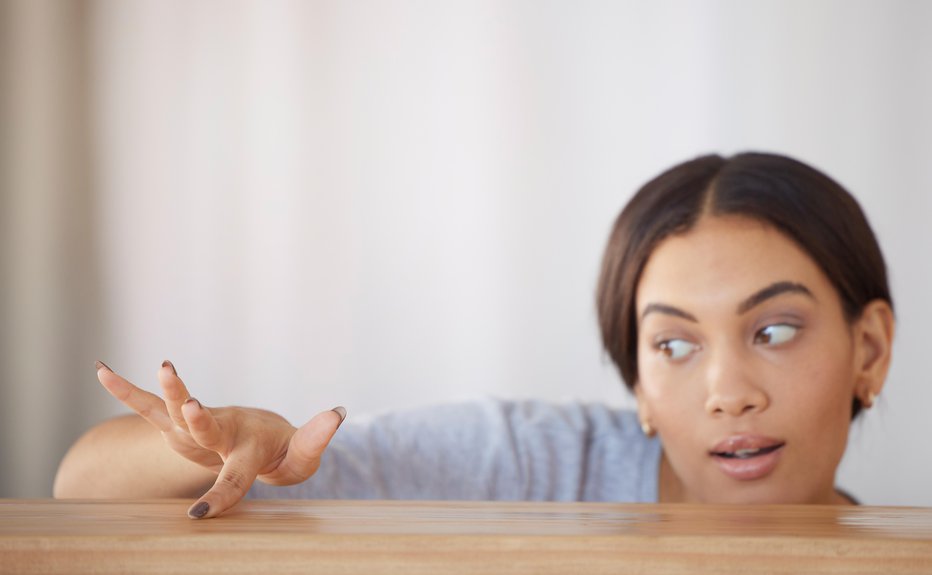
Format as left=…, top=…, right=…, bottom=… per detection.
left=641, top=421, right=655, bottom=437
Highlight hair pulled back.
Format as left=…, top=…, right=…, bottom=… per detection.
left=596, top=152, right=892, bottom=418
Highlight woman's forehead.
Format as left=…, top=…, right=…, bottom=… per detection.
left=635, top=216, right=834, bottom=314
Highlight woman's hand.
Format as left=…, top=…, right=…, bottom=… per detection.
left=95, top=360, right=345, bottom=519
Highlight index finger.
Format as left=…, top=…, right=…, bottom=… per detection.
left=158, top=360, right=193, bottom=431
left=96, top=361, right=173, bottom=432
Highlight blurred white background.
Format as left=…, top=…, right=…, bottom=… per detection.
left=1, top=0, right=930, bottom=505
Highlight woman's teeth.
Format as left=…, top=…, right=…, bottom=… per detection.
left=733, top=448, right=760, bottom=458
left=716, top=445, right=781, bottom=459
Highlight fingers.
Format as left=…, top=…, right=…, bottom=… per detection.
left=181, top=397, right=228, bottom=453
left=273, top=407, right=346, bottom=484
left=188, top=451, right=263, bottom=519
left=96, top=361, right=173, bottom=432
left=188, top=407, right=346, bottom=518
left=158, top=360, right=193, bottom=430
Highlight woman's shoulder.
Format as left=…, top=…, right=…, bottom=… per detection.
left=470, top=397, right=659, bottom=502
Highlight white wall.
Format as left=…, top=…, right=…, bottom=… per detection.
left=8, top=0, right=930, bottom=504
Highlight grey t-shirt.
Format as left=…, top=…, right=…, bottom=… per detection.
left=247, top=398, right=661, bottom=502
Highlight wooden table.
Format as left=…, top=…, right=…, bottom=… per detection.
left=2, top=499, right=931, bottom=574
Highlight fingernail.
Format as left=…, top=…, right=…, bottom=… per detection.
left=95, top=360, right=112, bottom=372
left=161, top=360, right=178, bottom=376
left=184, top=397, right=202, bottom=409
left=188, top=501, right=210, bottom=519
left=332, top=406, right=347, bottom=428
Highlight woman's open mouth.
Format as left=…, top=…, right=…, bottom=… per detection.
left=709, top=436, right=785, bottom=481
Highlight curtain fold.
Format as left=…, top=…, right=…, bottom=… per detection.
left=0, top=0, right=106, bottom=497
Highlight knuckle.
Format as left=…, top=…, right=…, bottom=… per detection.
left=190, top=420, right=221, bottom=448
left=194, top=433, right=220, bottom=451
left=218, top=468, right=251, bottom=494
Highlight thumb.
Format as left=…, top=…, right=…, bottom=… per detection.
left=268, top=406, right=346, bottom=485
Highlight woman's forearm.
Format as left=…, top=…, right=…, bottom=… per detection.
left=53, top=414, right=216, bottom=499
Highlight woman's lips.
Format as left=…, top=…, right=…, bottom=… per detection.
left=710, top=435, right=786, bottom=481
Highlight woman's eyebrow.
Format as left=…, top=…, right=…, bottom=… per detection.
left=640, top=282, right=813, bottom=323
left=736, top=281, right=814, bottom=315
left=640, top=303, right=698, bottom=323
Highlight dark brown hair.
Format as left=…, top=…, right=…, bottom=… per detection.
left=596, top=152, right=892, bottom=418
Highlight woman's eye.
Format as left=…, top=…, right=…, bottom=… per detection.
left=657, top=339, right=698, bottom=361
left=755, top=324, right=799, bottom=346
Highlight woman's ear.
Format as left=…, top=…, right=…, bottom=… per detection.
left=852, top=299, right=895, bottom=403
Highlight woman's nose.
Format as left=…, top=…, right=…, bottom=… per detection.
left=702, top=349, right=769, bottom=417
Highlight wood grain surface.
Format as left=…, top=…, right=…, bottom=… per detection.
left=1, top=499, right=931, bottom=574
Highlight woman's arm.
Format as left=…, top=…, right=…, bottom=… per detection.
left=53, top=361, right=345, bottom=519
left=53, top=413, right=217, bottom=499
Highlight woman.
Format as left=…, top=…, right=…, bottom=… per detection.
left=54, top=152, right=895, bottom=518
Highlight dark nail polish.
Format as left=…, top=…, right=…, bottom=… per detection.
left=188, top=501, right=210, bottom=519
left=332, top=406, right=347, bottom=428
left=161, top=360, right=178, bottom=376
left=95, top=360, right=112, bottom=372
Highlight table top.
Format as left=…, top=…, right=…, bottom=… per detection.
left=2, top=499, right=932, bottom=574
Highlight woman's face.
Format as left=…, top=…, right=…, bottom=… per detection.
left=634, top=215, right=882, bottom=504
